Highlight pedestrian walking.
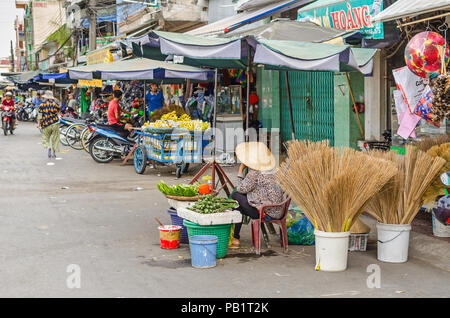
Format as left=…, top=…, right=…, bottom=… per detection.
left=37, top=90, right=61, bottom=159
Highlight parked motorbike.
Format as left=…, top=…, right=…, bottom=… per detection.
left=16, top=104, right=26, bottom=121
left=361, top=130, right=392, bottom=151
left=1, top=107, right=15, bottom=136
left=87, top=124, right=137, bottom=163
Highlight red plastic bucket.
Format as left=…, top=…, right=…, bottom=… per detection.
left=158, top=225, right=182, bottom=249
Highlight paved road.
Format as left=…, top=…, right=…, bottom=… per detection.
left=0, top=122, right=449, bottom=297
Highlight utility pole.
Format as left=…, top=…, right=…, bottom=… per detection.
left=10, top=41, right=15, bottom=72
left=88, top=0, right=97, bottom=52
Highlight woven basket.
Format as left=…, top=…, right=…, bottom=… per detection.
left=165, top=191, right=218, bottom=202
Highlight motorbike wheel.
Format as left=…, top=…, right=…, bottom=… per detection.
left=2, top=120, right=7, bottom=136
left=134, top=146, right=147, bottom=174
left=89, top=137, right=114, bottom=163
left=176, top=165, right=183, bottom=179
left=66, top=124, right=86, bottom=150
left=81, top=127, right=93, bottom=153
left=10, top=124, right=14, bottom=135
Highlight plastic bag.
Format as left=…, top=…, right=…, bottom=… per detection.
left=287, top=210, right=315, bottom=245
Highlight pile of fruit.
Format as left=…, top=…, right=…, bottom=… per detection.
left=143, top=120, right=173, bottom=128
left=178, top=119, right=210, bottom=131
left=157, top=180, right=199, bottom=197
left=188, top=194, right=239, bottom=214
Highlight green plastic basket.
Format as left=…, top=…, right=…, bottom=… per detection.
left=183, top=220, right=231, bottom=259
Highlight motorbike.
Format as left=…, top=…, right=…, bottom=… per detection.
left=16, top=102, right=38, bottom=122
left=361, top=130, right=392, bottom=151
left=16, top=104, right=26, bottom=121
left=1, top=106, right=15, bottom=136
left=86, top=123, right=137, bottom=163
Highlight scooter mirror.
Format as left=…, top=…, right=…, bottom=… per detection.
left=440, top=172, right=450, bottom=187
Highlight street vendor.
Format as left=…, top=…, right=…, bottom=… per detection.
left=145, top=83, right=165, bottom=118
left=108, top=90, right=135, bottom=135
left=230, top=142, right=284, bottom=249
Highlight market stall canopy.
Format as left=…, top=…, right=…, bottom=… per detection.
left=253, top=39, right=377, bottom=74
left=372, top=0, right=450, bottom=23
left=149, top=31, right=251, bottom=69
left=68, top=58, right=213, bottom=81
left=7, top=71, right=40, bottom=84
left=223, top=19, right=358, bottom=43
left=185, top=0, right=315, bottom=36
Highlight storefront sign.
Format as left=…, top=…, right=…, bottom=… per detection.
left=298, top=0, right=384, bottom=39
left=86, top=48, right=114, bottom=65
left=78, top=79, right=103, bottom=88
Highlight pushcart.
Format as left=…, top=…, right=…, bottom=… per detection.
left=133, top=130, right=211, bottom=178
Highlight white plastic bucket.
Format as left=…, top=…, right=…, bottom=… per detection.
left=314, top=230, right=350, bottom=272
left=376, top=222, right=411, bottom=263
left=432, top=213, right=450, bottom=237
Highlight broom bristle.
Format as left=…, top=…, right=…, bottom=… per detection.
left=277, top=142, right=398, bottom=232
left=364, top=146, right=446, bottom=224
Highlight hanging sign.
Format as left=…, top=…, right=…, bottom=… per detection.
left=297, top=0, right=384, bottom=39
left=86, top=48, right=114, bottom=65
left=78, top=79, right=103, bottom=88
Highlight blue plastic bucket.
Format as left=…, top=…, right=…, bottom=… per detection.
left=189, top=235, right=218, bottom=269
left=167, top=208, right=189, bottom=244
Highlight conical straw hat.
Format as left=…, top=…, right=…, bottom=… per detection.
left=235, top=142, right=276, bottom=171
left=350, top=218, right=370, bottom=234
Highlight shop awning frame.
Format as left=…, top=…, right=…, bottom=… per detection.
left=371, top=0, right=450, bottom=23
left=67, top=57, right=213, bottom=82
left=185, top=0, right=315, bottom=36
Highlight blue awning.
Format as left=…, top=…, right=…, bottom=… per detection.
left=42, top=72, right=69, bottom=80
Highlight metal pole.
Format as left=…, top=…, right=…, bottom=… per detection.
left=285, top=71, right=295, bottom=140
left=213, top=68, right=218, bottom=160
left=245, top=46, right=251, bottom=141
left=143, top=80, right=147, bottom=123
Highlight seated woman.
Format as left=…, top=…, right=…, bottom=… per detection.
left=231, top=142, right=284, bottom=249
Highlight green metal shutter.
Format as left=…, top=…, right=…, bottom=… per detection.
left=280, top=71, right=334, bottom=145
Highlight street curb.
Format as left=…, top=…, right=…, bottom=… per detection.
left=360, top=214, right=450, bottom=272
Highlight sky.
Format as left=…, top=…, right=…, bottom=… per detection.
left=0, top=0, right=25, bottom=59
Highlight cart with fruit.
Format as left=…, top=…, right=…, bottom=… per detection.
left=134, top=111, right=212, bottom=178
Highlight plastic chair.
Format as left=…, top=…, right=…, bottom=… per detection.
left=251, top=197, right=291, bottom=255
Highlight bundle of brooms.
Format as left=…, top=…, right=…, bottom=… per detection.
left=364, top=146, right=446, bottom=224
left=277, top=140, right=398, bottom=232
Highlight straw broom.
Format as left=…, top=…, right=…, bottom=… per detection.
left=414, top=133, right=450, bottom=152
left=277, top=143, right=398, bottom=232
left=364, top=146, right=446, bottom=224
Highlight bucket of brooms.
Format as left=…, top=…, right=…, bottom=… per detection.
left=277, top=141, right=398, bottom=271
left=365, top=147, right=445, bottom=263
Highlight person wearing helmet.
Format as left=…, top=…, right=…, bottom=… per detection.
left=1, top=92, right=16, bottom=129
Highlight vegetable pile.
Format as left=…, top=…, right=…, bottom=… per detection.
left=157, top=180, right=199, bottom=197
left=188, top=194, right=239, bottom=214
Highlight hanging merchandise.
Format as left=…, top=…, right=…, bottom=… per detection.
left=393, top=66, right=427, bottom=113
left=414, top=85, right=440, bottom=127
left=404, top=31, right=449, bottom=79
left=430, top=75, right=450, bottom=122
